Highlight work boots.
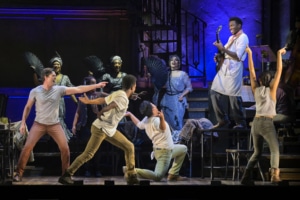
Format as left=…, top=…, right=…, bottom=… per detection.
left=122, top=166, right=140, bottom=185
left=270, top=168, right=281, bottom=184
left=240, top=168, right=254, bottom=186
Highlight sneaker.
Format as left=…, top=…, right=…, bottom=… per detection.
left=126, top=173, right=140, bottom=185
left=58, top=172, right=74, bottom=185
left=167, top=174, right=188, bottom=181
left=13, top=172, right=22, bottom=182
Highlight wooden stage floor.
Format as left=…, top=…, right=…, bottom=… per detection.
left=3, top=175, right=300, bottom=186
left=1, top=175, right=299, bottom=198
left=7, top=175, right=299, bottom=186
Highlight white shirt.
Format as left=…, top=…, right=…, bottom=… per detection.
left=211, top=32, right=249, bottom=96
left=137, top=116, right=174, bottom=150
left=92, top=90, right=128, bottom=137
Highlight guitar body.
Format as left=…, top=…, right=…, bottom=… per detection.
left=215, top=25, right=225, bottom=72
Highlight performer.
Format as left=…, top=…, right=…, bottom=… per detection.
left=124, top=100, right=188, bottom=182
left=210, top=16, right=248, bottom=129
left=13, top=68, right=107, bottom=182
left=160, top=55, right=193, bottom=143
left=58, top=74, right=140, bottom=185
left=241, top=47, right=283, bottom=185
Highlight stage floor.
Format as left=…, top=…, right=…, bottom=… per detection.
left=2, top=175, right=299, bottom=198
left=5, top=175, right=300, bottom=186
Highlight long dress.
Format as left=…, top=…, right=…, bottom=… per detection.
left=56, top=74, right=74, bottom=142
left=160, top=71, right=193, bottom=143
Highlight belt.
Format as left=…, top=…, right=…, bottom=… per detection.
left=255, top=116, right=273, bottom=120
left=153, top=148, right=172, bottom=151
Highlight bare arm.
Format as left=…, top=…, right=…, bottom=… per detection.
left=130, top=91, right=148, bottom=101
left=158, top=110, right=166, bottom=131
left=72, top=107, right=80, bottom=135
left=245, top=46, right=258, bottom=94
left=78, top=93, right=106, bottom=105
left=19, top=98, right=35, bottom=134
left=179, top=88, right=190, bottom=101
left=270, top=48, right=285, bottom=100
left=125, top=111, right=141, bottom=126
left=65, top=81, right=108, bottom=95
left=97, top=101, right=118, bottom=120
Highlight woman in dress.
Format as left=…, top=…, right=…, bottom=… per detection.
left=160, top=55, right=193, bottom=143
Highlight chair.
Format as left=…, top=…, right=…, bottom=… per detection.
left=224, top=129, right=265, bottom=181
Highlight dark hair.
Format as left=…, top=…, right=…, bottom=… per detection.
left=169, top=54, right=181, bottom=63
left=83, top=75, right=96, bottom=85
left=229, top=16, right=243, bottom=26
left=122, top=74, right=136, bottom=90
left=41, top=68, right=54, bottom=82
left=259, top=71, right=273, bottom=87
left=139, top=100, right=153, bottom=117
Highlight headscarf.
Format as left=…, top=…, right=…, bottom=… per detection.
left=50, top=56, right=63, bottom=66
left=111, top=55, right=122, bottom=63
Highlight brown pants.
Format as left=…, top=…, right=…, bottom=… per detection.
left=16, top=122, right=70, bottom=176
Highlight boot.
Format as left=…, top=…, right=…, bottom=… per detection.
left=240, top=168, right=254, bottom=186
left=270, top=168, right=281, bottom=184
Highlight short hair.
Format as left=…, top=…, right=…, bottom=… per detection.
left=122, top=74, right=136, bottom=90
left=41, top=68, right=54, bottom=82
left=229, top=16, right=243, bottom=26
left=83, top=75, right=96, bottom=85
left=139, top=100, right=153, bottom=117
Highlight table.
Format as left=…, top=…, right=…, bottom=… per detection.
left=0, top=127, right=16, bottom=183
left=191, top=128, right=251, bottom=180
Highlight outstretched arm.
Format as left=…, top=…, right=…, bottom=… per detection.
left=78, top=93, right=106, bottom=105
left=65, top=81, right=108, bottom=95
left=125, top=111, right=141, bottom=125
left=270, top=48, right=285, bottom=100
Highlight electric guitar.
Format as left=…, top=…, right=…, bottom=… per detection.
left=215, top=25, right=225, bottom=72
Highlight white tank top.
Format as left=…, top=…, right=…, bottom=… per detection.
left=254, top=86, right=276, bottom=117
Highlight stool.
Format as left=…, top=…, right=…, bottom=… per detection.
left=225, top=149, right=254, bottom=180
left=224, top=129, right=265, bottom=181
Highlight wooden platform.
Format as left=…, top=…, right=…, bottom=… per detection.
left=1, top=175, right=299, bottom=199
left=6, top=175, right=300, bottom=186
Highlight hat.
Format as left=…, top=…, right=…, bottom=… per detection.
left=50, top=56, right=63, bottom=66
left=111, top=55, right=122, bottom=63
